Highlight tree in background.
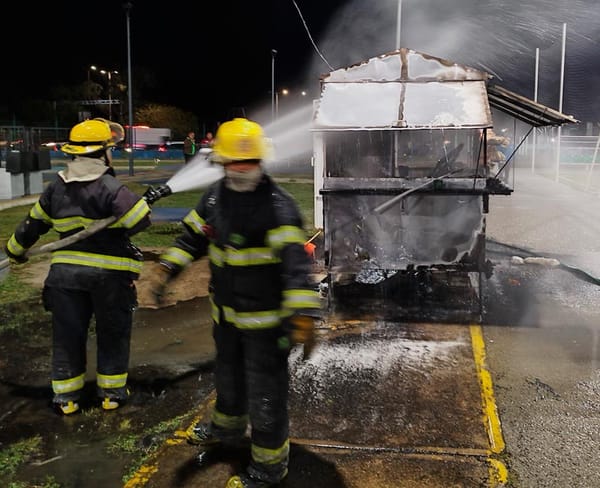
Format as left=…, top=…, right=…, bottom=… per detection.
left=135, top=104, right=198, bottom=140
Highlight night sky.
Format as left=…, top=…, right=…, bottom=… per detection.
left=1, top=0, right=347, bottom=127
left=2, top=0, right=599, bottom=127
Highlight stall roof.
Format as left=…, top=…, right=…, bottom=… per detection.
left=312, top=49, right=577, bottom=131
left=313, top=49, right=493, bottom=130
left=487, top=84, right=578, bottom=127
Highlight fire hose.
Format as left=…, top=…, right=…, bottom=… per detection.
left=0, top=184, right=174, bottom=273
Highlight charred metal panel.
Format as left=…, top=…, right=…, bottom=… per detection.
left=323, top=189, right=484, bottom=274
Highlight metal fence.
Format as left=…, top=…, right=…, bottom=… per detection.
left=0, top=126, right=70, bottom=150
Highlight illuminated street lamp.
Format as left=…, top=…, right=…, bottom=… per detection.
left=275, top=88, right=290, bottom=119
left=100, top=69, right=118, bottom=120
left=90, top=65, right=119, bottom=120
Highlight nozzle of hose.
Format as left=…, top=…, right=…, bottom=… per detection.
left=143, top=184, right=172, bottom=205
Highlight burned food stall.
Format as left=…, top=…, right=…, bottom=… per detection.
left=311, top=49, right=576, bottom=320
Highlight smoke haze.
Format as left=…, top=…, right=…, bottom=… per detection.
left=306, top=0, right=600, bottom=121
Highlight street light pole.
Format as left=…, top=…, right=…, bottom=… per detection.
left=124, top=1, right=134, bottom=176
left=101, top=70, right=117, bottom=120
left=108, top=71, right=113, bottom=120
left=395, top=0, right=402, bottom=49
left=271, top=49, right=277, bottom=123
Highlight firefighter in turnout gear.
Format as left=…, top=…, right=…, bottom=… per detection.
left=4, top=118, right=152, bottom=415
left=151, top=117, right=320, bottom=488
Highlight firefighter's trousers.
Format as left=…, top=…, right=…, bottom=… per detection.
left=212, top=318, right=291, bottom=478
left=43, top=274, right=137, bottom=402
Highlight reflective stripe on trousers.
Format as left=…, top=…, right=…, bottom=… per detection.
left=43, top=276, right=136, bottom=398
left=212, top=317, right=291, bottom=466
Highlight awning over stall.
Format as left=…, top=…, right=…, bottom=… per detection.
left=486, top=84, right=578, bottom=127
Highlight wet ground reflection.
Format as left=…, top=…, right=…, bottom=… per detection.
left=1, top=296, right=216, bottom=488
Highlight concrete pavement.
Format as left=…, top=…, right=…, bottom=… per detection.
left=487, top=167, right=600, bottom=279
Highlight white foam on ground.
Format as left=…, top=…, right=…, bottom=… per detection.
left=290, top=337, right=465, bottom=383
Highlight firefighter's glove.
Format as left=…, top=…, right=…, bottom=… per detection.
left=289, top=315, right=314, bottom=344
left=289, top=314, right=316, bottom=360
left=4, top=245, right=28, bottom=265
left=148, top=263, right=176, bottom=306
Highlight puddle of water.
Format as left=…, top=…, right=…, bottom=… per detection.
left=131, top=297, right=216, bottom=372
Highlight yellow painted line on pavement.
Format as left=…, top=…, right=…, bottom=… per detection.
left=123, top=391, right=216, bottom=488
left=488, top=457, right=509, bottom=486
left=124, top=464, right=158, bottom=488
left=470, top=325, right=508, bottom=487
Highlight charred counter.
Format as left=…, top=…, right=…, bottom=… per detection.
left=321, top=175, right=511, bottom=276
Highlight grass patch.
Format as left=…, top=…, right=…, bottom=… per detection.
left=0, top=206, right=60, bottom=246
left=279, top=181, right=315, bottom=231
left=1, top=436, right=60, bottom=488
left=131, top=223, right=183, bottom=248
left=0, top=436, right=43, bottom=479
left=8, top=477, right=60, bottom=488
left=108, top=413, right=188, bottom=456
left=0, top=271, right=39, bottom=307
left=110, top=413, right=190, bottom=484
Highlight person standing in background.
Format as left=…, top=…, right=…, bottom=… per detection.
left=200, top=131, right=214, bottom=148
left=183, top=130, right=196, bottom=163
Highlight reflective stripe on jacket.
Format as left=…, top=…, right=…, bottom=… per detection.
left=7, top=166, right=151, bottom=278
left=160, top=175, right=319, bottom=328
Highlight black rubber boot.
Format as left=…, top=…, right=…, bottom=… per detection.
left=225, top=472, right=286, bottom=488
left=186, top=422, right=222, bottom=447
left=52, top=393, right=81, bottom=415
left=98, top=386, right=130, bottom=411
left=226, top=460, right=288, bottom=487
left=186, top=422, right=246, bottom=448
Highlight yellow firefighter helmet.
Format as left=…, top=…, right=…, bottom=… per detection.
left=211, top=118, right=271, bottom=163
left=61, top=118, right=125, bottom=155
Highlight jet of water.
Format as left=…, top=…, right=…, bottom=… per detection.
left=164, top=152, right=223, bottom=193
left=262, top=104, right=314, bottom=174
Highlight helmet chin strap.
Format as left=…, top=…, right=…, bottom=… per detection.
left=224, top=166, right=263, bottom=192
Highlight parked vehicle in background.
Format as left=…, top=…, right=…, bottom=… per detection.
left=161, top=141, right=184, bottom=152
left=124, top=126, right=171, bottom=151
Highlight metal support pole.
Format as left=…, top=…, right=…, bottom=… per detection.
left=271, top=49, right=277, bottom=123
left=124, top=2, right=134, bottom=176
left=108, top=71, right=112, bottom=120
left=531, top=47, right=539, bottom=173
left=395, top=0, right=402, bottom=49
left=555, top=22, right=567, bottom=183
